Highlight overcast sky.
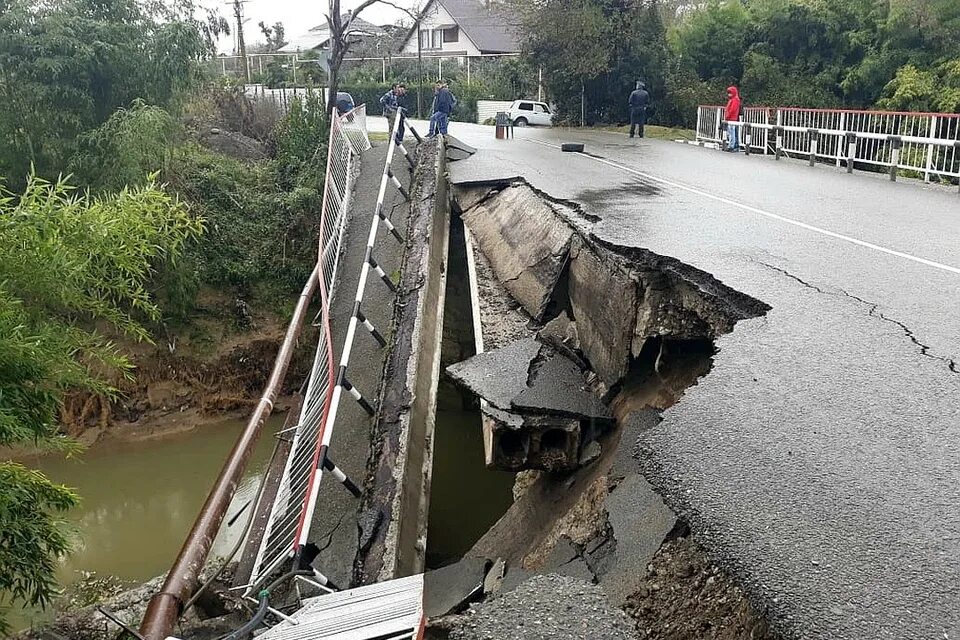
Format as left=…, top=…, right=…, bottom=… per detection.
left=205, top=0, right=419, bottom=54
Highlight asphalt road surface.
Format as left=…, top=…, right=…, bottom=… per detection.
left=435, top=121, right=960, bottom=640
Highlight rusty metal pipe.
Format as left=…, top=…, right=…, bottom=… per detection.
left=139, top=264, right=320, bottom=640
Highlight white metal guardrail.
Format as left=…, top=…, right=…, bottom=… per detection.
left=246, top=104, right=372, bottom=593
left=696, top=105, right=960, bottom=187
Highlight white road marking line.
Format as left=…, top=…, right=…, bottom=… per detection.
left=527, top=138, right=960, bottom=276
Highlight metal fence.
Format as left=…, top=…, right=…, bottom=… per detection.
left=245, top=84, right=329, bottom=113
left=246, top=104, right=372, bottom=592
left=696, top=105, right=960, bottom=185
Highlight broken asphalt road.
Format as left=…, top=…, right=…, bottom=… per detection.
left=443, top=123, right=960, bottom=639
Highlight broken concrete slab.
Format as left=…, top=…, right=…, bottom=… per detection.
left=461, top=184, right=574, bottom=321
left=514, top=348, right=612, bottom=421
left=567, top=237, right=639, bottom=387
left=449, top=339, right=614, bottom=472
left=424, top=556, right=489, bottom=617
left=446, top=337, right=541, bottom=411
left=597, top=473, right=677, bottom=606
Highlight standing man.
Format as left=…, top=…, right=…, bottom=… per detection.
left=628, top=81, right=650, bottom=139
left=724, top=86, right=742, bottom=152
left=433, top=81, right=457, bottom=136
left=380, top=83, right=407, bottom=144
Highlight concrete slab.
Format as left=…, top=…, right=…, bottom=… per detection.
left=445, top=337, right=541, bottom=411
left=461, top=185, right=574, bottom=321
left=424, top=556, right=488, bottom=617
left=567, top=238, right=638, bottom=387
left=514, top=348, right=612, bottom=421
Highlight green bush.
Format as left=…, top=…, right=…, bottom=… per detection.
left=68, top=101, right=179, bottom=193
left=0, top=174, right=200, bottom=631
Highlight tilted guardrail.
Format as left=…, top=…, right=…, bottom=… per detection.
left=697, top=105, right=960, bottom=187
left=246, top=108, right=421, bottom=597
left=245, top=104, right=374, bottom=592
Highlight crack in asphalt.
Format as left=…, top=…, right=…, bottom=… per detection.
left=315, top=511, right=349, bottom=555
left=757, top=260, right=958, bottom=375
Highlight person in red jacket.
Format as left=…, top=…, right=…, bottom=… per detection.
left=724, top=86, right=742, bottom=151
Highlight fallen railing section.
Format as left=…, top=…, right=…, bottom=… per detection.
left=138, top=104, right=370, bottom=640
left=696, top=104, right=960, bottom=186
left=244, top=104, right=375, bottom=593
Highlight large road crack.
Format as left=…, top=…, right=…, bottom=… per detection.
left=757, top=261, right=958, bottom=375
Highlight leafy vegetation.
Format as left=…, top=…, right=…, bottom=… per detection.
left=0, top=176, right=201, bottom=631
left=0, top=0, right=221, bottom=188
left=517, top=0, right=960, bottom=127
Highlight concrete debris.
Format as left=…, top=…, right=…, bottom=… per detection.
left=448, top=338, right=615, bottom=472
left=446, top=337, right=541, bottom=410
left=449, top=574, right=638, bottom=640
left=461, top=185, right=574, bottom=321
left=445, top=135, right=478, bottom=162
left=424, top=556, right=489, bottom=618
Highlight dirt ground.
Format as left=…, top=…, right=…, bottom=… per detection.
left=625, top=535, right=775, bottom=640
left=54, top=288, right=316, bottom=445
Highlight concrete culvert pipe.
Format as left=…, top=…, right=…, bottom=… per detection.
left=561, top=143, right=585, bottom=153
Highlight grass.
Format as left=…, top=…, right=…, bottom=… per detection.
left=369, top=132, right=390, bottom=142
left=594, top=124, right=696, bottom=140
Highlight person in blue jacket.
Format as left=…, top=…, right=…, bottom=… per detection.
left=379, top=83, right=407, bottom=143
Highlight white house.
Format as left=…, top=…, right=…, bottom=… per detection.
left=400, top=0, right=520, bottom=57
left=278, top=14, right=387, bottom=73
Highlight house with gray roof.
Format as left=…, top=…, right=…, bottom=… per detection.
left=400, top=0, right=521, bottom=56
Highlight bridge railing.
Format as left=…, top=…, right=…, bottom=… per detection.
left=245, top=103, right=372, bottom=592
left=697, top=105, right=960, bottom=184
left=245, top=108, right=419, bottom=596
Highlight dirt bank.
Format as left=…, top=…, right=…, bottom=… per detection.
left=57, top=290, right=315, bottom=445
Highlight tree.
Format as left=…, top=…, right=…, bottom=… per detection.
left=524, top=0, right=610, bottom=125
left=259, top=21, right=287, bottom=52
left=0, top=174, right=202, bottom=632
left=0, top=0, right=218, bottom=188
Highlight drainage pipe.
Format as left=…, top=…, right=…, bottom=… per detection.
left=139, top=264, right=320, bottom=640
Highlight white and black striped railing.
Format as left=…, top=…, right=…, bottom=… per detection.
left=294, top=110, right=420, bottom=552
left=244, top=108, right=419, bottom=599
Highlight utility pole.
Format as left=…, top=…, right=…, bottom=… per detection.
left=229, top=0, right=251, bottom=83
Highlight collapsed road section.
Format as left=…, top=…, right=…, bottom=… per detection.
left=413, top=176, right=778, bottom=638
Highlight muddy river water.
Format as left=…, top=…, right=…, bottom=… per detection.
left=11, top=416, right=281, bottom=631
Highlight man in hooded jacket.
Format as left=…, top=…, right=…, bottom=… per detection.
left=724, top=86, right=742, bottom=151
left=628, top=81, right=650, bottom=138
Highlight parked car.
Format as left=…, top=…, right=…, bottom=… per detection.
left=508, top=100, right=553, bottom=127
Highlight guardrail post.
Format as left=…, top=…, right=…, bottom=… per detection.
left=924, top=116, right=937, bottom=183
left=955, top=141, right=960, bottom=193
left=888, top=136, right=902, bottom=181
left=773, top=126, right=783, bottom=160
left=845, top=132, right=857, bottom=174
left=715, top=109, right=722, bottom=144
left=743, top=123, right=752, bottom=156
left=808, top=129, right=818, bottom=167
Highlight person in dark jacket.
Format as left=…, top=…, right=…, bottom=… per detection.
left=724, top=86, right=742, bottom=151
left=380, top=83, right=407, bottom=143
left=431, top=82, right=457, bottom=136
left=628, top=81, right=650, bottom=138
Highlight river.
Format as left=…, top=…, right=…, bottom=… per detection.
left=10, top=415, right=282, bottom=632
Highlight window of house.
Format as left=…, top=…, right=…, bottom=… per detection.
left=432, top=28, right=442, bottom=48
left=443, top=26, right=459, bottom=43
left=519, top=102, right=533, bottom=111
left=419, top=29, right=430, bottom=49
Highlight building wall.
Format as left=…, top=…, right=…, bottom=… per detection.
left=401, top=2, right=481, bottom=56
